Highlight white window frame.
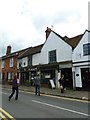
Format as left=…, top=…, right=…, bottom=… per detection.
left=1, top=61, right=5, bottom=68
left=10, top=58, right=14, bottom=67
left=8, top=72, right=14, bottom=80
left=0, top=73, right=2, bottom=79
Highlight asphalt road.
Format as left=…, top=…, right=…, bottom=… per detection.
left=1, top=88, right=90, bottom=119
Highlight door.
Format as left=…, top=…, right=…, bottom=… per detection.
left=61, top=68, right=73, bottom=89
left=81, top=68, right=90, bottom=91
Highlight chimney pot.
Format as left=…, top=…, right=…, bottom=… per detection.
left=6, top=46, right=11, bottom=55
left=45, top=27, right=51, bottom=40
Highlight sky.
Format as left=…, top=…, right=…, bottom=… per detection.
left=0, top=0, right=89, bottom=57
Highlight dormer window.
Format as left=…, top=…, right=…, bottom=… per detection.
left=83, top=43, right=90, bottom=55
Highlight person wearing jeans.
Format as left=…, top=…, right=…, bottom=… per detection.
left=34, top=72, right=41, bottom=96
left=9, top=75, right=19, bottom=101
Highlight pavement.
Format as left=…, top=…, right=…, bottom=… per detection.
left=2, top=84, right=90, bottom=101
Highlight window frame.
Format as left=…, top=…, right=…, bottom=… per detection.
left=83, top=43, right=90, bottom=56
left=48, top=50, right=57, bottom=63
left=19, top=59, right=22, bottom=68
left=10, top=58, right=14, bottom=67
left=1, top=61, right=5, bottom=68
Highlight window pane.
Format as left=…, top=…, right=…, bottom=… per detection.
left=10, top=58, right=14, bottom=67
left=83, top=43, right=90, bottom=55
left=49, top=50, right=56, bottom=63
left=1, top=61, right=4, bottom=68
left=28, top=56, right=32, bottom=66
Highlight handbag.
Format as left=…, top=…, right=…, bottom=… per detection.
left=60, top=85, right=63, bottom=89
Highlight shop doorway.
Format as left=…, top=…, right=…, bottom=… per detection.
left=81, top=68, right=90, bottom=91
left=61, top=68, right=73, bottom=89
left=21, top=72, right=29, bottom=85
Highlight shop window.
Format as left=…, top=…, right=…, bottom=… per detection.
left=48, top=50, right=56, bottom=63
left=83, top=43, right=90, bottom=55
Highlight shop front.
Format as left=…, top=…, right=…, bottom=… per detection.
left=40, top=63, right=59, bottom=88
left=30, top=63, right=59, bottom=88
left=59, top=62, right=73, bottom=89
left=19, top=67, right=29, bottom=85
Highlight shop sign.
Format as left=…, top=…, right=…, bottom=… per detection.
left=30, top=67, right=37, bottom=71
left=59, top=63, right=72, bottom=68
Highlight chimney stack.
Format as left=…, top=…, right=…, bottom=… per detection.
left=6, top=46, right=11, bottom=55
left=45, top=27, right=51, bottom=40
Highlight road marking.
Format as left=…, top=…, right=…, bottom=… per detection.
left=0, top=107, right=15, bottom=120
left=0, top=112, right=8, bottom=120
left=20, top=90, right=89, bottom=103
left=2, top=88, right=90, bottom=103
left=32, top=100, right=90, bottom=117
left=41, top=94, right=90, bottom=103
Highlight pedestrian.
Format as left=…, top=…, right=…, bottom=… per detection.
left=8, top=75, right=20, bottom=101
left=58, top=74, right=65, bottom=93
left=34, top=72, right=41, bottom=96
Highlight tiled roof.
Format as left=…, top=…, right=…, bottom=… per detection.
left=64, top=34, right=84, bottom=48
left=1, top=47, right=31, bottom=59
left=65, top=29, right=90, bottom=48
left=48, top=27, right=84, bottom=48
left=18, top=44, right=44, bottom=58
left=46, top=27, right=90, bottom=49
left=2, top=28, right=89, bottom=60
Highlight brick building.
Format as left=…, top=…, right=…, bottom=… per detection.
left=1, top=46, right=29, bottom=84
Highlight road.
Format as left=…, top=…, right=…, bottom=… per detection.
left=0, top=87, right=90, bottom=119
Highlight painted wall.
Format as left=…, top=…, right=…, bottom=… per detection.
left=33, top=53, right=41, bottom=66
left=40, top=32, right=72, bottom=64
left=22, top=57, right=28, bottom=67
left=72, top=31, right=90, bottom=63
left=75, top=67, right=82, bottom=87
left=72, top=31, right=90, bottom=88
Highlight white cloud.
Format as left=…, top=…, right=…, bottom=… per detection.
left=0, top=0, right=89, bottom=56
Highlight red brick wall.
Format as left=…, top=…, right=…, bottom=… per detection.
left=2, top=56, right=18, bottom=81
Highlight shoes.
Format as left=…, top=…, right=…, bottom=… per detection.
left=15, top=98, right=18, bottom=100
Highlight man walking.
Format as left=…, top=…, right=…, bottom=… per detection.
left=34, top=72, right=41, bottom=96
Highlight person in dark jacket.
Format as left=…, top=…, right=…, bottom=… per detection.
left=34, top=72, right=41, bottom=96
left=58, top=74, right=65, bottom=93
left=9, top=75, right=19, bottom=101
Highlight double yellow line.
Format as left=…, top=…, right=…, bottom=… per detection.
left=0, top=107, right=15, bottom=120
